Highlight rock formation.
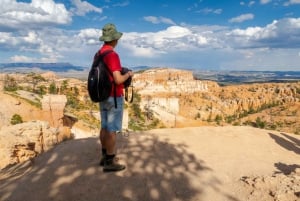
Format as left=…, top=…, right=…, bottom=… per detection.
left=134, top=68, right=300, bottom=133
left=0, top=80, right=72, bottom=169
left=0, top=121, right=60, bottom=169
left=134, top=68, right=216, bottom=95
left=240, top=168, right=300, bottom=201
left=41, top=95, right=67, bottom=128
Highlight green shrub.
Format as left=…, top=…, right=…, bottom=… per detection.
left=195, top=112, right=201, bottom=119
left=11, top=114, right=23, bottom=125
left=4, top=75, right=18, bottom=91
left=37, top=85, right=47, bottom=95
left=215, top=114, right=222, bottom=125
left=49, top=82, right=57, bottom=94
left=255, top=117, right=266, bottom=129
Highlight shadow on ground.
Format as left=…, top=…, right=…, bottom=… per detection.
left=0, top=132, right=240, bottom=201
left=269, top=132, right=300, bottom=176
left=268, top=132, right=300, bottom=155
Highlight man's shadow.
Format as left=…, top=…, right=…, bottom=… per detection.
left=269, top=132, right=300, bottom=175
left=274, top=162, right=300, bottom=175
left=268, top=132, right=300, bottom=155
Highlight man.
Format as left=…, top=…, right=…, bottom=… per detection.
left=97, top=23, right=133, bottom=172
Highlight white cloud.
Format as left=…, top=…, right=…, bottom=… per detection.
left=0, top=0, right=71, bottom=30
left=196, top=8, right=223, bottom=15
left=9, top=55, right=57, bottom=63
left=23, top=31, right=39, bottom=43
left=1, top=3, right=300, bottom=71
left=144, top=16, right=159, bottom=24
left=160, top=17, right=177, bottom=25
left=1, top=28, right=84, bottom=63
left=120, top=25, right=216, bottom=59
left=70, top=0, right=102, bottom=16
left=240, top=1, right=256, bottom=6
left=0, top=31, right=42, bottom=52
left=78, top=28, right=101, bottom=45
left=113, top=1, right=130, bottom=7
left=156, top=26, right=192, bottom=39
left=9, top=54, right=58, bottom=63
left=284, top=0, right=300, bottom=6
left=10, top=55, right=33, bottom=62
left=229, top=13, right=255, bottom=23
left=221, top=48, right=300, bottom=71
left=214, top=9, right=223, bottom=15
left=0, top=32, right=12, bottom=43
left=260, top=0, right=272, bottom=4
left=144, top=16, right=176, bottom=25
left=227, top=18, right=300, bottom=48
left=249, top=1, right=256, bottom=6
left=229, top=27, right=262, bottom=37
left=123, top=45, right=162, bottom=57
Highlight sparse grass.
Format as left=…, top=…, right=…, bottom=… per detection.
left=5, top=91, right=42, bottom=108
left=77, top=112, right=99, bottom=129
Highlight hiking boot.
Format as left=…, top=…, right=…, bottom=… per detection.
left=99, top=156, right=105, bottom=166
left=103, top=157, right=126, bottom=172
left=100, top=156, right=120, bottom=166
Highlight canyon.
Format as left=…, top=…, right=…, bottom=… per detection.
left=134, top=68, right=300, bottom=133
left=0, top=68, right=299, bottom=169
left=0, top=68, right=299, bottom=201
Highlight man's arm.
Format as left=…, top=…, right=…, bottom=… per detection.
left=113, top=70, right=133, bottom=85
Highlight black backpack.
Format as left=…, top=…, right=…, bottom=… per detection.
left=87, top=50, right=116, bottom=105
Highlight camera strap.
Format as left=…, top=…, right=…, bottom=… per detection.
left=125, top=85, right=133, bottom=103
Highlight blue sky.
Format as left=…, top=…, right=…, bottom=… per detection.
left=1, top=0, right=300, bottom=71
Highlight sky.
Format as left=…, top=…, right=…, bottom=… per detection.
left=0, top=0, right=300, bottom=71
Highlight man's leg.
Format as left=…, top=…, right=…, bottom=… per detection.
left=99, top=128, right=108, bottom=166
left=103, top=130, right=125, bottom=172
left=104, top=130, right=116, bottom=155
left=102, top=97, right=125, bottom=172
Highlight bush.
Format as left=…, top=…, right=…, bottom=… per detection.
left=11, top=114, right=23, bottom=125
left=66, top=94, right=80, bottom=109
left=49, top=82, right=57, bottom=94
left=195, top=112, right=201, bottom=119
left=4, top=75, right=18, bottom=91
left=215, top=114, right=222, bottom=125
left=255, top=117, right=266, bottom=129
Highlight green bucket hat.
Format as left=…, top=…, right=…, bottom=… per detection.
left=99, top=23, right=123, bottom=42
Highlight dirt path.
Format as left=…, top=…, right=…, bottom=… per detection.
left=0, top=126, right=300, bottom=201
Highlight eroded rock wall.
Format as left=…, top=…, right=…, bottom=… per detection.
left=0, top=121, right=59, bottom=169
left=41, top=95, right=67, bottom=127
left=134, top=69, right=300, bottom=130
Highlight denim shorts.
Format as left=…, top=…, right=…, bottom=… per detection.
left=99, top=96, right=124, bottom=132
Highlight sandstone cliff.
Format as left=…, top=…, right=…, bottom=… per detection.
left=134, top=68, right=300, bottom=133
left=41, top=94, right=67, bottom=128
left=0, top=75, right=73, bottom=169
left=2, top=69, right=299, bottom=133
left=0, top=121, right=60, bottom=169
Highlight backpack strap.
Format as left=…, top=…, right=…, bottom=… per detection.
left=96, top=50, right=118, bottom=108
left=92, top=50, right=113, bottom=68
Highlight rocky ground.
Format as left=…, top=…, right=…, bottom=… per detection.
left=0, top=126, right=299, bottom=201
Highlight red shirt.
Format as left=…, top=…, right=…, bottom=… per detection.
left=99, top=44, right=124, bottom=97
